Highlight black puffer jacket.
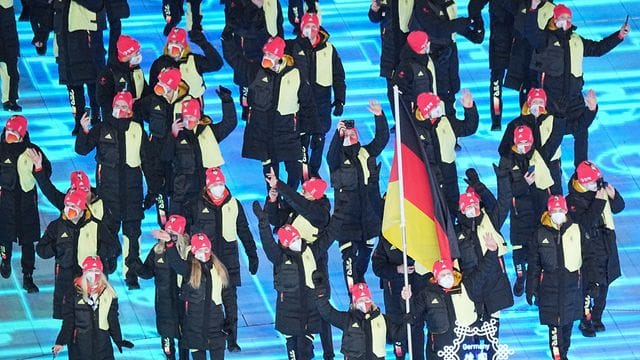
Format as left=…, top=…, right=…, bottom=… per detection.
left=165, top=245, right=226, bottom=351
left=96, top=59, right=150, bottom=116
left=526, top=12, right=623, bottom=114
left=257, top=215, right=331, bottom=336
left=566, top=176, right=624, bottom=285
left=37, top=212, right=120, bottom=319
left=55, top=281, right=123, bottom=360
left=161, top=104, right=237, bottom=206
left=135, top=244, right=182, bottom=338
left=368, top=0, right=408, bottom=79
left=393, top=45, right=436, bottom=105
left=526, top=214, right=585, bottom=326
left=456, top=212, right=514, bottom=315
left=189, top=191, right=258, bottom=287
left=75, top=116, right=159, bottom=221
left=327, top=113, right=389, bottom=243
left=224, top=0, right=284, bottom=86
left=468, top=0, right=516, bottom=69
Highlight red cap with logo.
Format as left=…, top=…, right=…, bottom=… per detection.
left=112, top=91, right=133, bottom=110
left=513, top=125, right=534, bottom=145
left=576, top=160, right=602, bottom=184
left=301, top=12, right=320, bottom=30
left=167, top=27, right=188, bottom=47
left=407, top=30, right=430, bottom=54
left=82, top=255, right=104, bottom=273
left=117, top=35, right=141, bottom=62
left=157, top=67, right=182, bottom=91
left=553, top=4, right=572, bottom=19
left=432, top=259, right=453, bottom=279
left=459, top=192, right=480, bottom=213
left=64, top=189, right=88, bottom=210
left=6, top=115, right=27, bottom=137
left=302, top=178, right=327, bottom=200
left=190, top=233, right=212, bottom=254
left=350, top=282, right=372, bottom=304
left=416, top=92, right=440, bottom=118
left=262, top=37, right=286, bottom=59
left=277, top=224, right=301, bottom=248
left=165, top=214, right=186, bottom=235
left=527, top=88, right=547, bottom=106
left=70, top=170, right=91, bottom=191
left=547, top=195, right=568, bottom=213
left=182, top=99, right=202, bottom=119
left=205, top=167, right=225, bottom=187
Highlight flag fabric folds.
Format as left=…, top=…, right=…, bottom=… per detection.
left=381, top=110, right=458, bottom=269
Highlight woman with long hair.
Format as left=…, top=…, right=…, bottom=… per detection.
left=52, top=256, right=134, bottom=359
left=164, top=232, right=229, bottom=359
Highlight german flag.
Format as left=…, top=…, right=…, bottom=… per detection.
left=381, top=110, right=457, bottom=269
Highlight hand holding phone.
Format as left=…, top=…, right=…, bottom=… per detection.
left=527, top=165, right=535, bottom=174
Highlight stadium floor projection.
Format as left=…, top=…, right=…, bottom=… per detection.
left=1, top=0, right=639, bottom=359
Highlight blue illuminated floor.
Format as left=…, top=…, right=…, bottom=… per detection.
left=1, top=0, right=640, bottom=359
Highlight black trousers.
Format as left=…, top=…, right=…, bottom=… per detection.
left=190, top=348, right=224, bottom=360
left=113, top=219, right=142, bottom=281
left=490, top=68, right=506, bottom=129
left=339, top=238, right=375, bottom=291
left=0, top=57, right=19, bottom=103
left=186, top=0, right=203, bottom=32
left=547, top=323, right=573, bottom=360
left=222, top=285, right=239, bottom=344
left=68, top=83, right=99, bottom=122
left=383, top=279, right=425, bottom=360
left=286, top=334, right=314, bottom=360
left=161, top=336, right=177, bottom=360
left=583, top=281, right=610, bottom=324
left=301, top=132, right=326, bottom=179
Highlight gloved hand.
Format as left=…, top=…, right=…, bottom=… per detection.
left=252, top=200, right=268, bottom=223
left=248, top=256, right=259, bottom=275
left=312, top=270, right=328, bottom=298
left=526, top=291, right=536, bottom=306
left=126, top=257, right=144, bottom=273
left=468, top=16, right=485, bottom=44
left=464, top=168, right=480, bottom=187
left=144, top=193, right=158, bottom=210
left=116, top=340, right=135, bottom=353
left=221, top=25, right=234, bottom=41
left=189, top=29, right=207, bottom=45
left=332, top=101, right=344, bottom=116
left=216, top=86, right=233, bottom=103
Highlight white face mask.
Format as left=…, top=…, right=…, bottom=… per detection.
left=302, top=27, right=313, bottom=39
left=586, top=182, right=598, bottom=192
left=517, top=144, right=529, bottom=154
left=530, top=105, right=542, bottom=118
left=465, top=207, right=479, bottom=218
left=289, top=239, right=302, bottom=252
left=551, top=212, right=567, bottom=225
left=429, top=106, right=443, bottom=119
left=195, top=250, right=209, bottom=263
left=438, top=274, right=455, bottom=289
left=129, top=53, right=142, bottom=66
left=355, top=301, right=370, bottom=313
left=112, top=107, right=130, bottom=119
left=210, top=185, right=225, bottom=198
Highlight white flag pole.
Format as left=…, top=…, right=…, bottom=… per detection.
left=393, top=85, right=413, bottom=360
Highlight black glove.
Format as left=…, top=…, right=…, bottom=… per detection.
left=216, top=85, right=233, bottom=103
left=312, top=270, right=328, bottom=298
left=144, top=193, right=157, bottom=210
left=221, top=25, right=233, bottom=41
left=469, top=16, right=485, bottom=44
left=189, top=29, right=207, bottom=45
left=126, top=257, right=143, bottom=273
left=526, top=291, right=535, bottom=306
left=332, top=101, right=344, bottom=116
left=248, top=256, right=259, bottom=275
left=117, top=340, right=134, bottom=353
left=252, top=200, right=268, bottom=222
left=464, top=168, right=480, bottom=187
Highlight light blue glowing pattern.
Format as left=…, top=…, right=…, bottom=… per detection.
left=1, top=0, right=639, bottom=359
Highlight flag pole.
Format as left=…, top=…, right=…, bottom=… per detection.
left=393, top=85, right=413, bottom=360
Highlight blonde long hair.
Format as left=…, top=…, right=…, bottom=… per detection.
left=188, top=253, right=229, bottom=290
left=79, top=272, right=116, bottom=304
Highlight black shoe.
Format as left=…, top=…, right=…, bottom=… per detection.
left=241, top=106, right=249, bottom=121
left=125, top=277, right=140, bottom=290
left=3, top=101, right=22, bottom=112
left=579, top=321, right=596, bottom=337
left=593, top=321, right=606, bottom=332
left=227, top=342, right=241, bottom=352
left=513, top=276, right=525, bottom=297
left=491, top=123, right=502, bottom=131
left=0, top=259, right=10, bottom=279
left=23, top=274, right=39, bottom=293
